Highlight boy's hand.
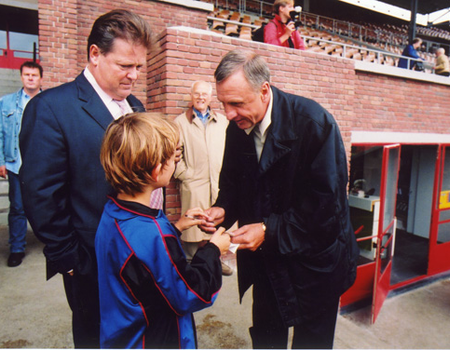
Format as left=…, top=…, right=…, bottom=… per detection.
left=174, top=207, right=208, bottom=232
left=209, top=227, right=231, bottom=255
left=199, top=207, right=225, bottom=233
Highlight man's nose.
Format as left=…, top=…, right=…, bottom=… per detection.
left=224, top=106, right=237, bottom=120
left=127, top=67, right=139, bottom=80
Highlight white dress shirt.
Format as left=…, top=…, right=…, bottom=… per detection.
left=245, top=88, right=273, bottom=161
left=83, top=68, right=132, bottom=119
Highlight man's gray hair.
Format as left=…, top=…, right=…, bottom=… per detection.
left=214, top=49, right=270, bottom=91
left=191, top=80, right=213, bottom=94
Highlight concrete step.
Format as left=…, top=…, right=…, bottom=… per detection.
left=0, top=179, right=8, bottom=226
left=0, top=68, right=22, bottom=97
left=0, top=178, right=8, bottom=195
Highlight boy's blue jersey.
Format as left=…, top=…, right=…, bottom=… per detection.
left=95, top=197, right=222, bottom=349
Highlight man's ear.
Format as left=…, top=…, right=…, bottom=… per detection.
left=261, top=81, right=271, bottom=103
left=151, top=163, right=162, bottom=181
left=89, top=44, right=101, bottom=66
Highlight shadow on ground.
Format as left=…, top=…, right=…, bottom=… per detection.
left=1, top=224, right=450, bottom=349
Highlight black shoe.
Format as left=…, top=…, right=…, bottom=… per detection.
left=7, top=252, right=25, bottom=267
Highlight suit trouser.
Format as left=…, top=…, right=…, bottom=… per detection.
left=250, top=268, right=340, bottom=349
left=63, top=268, right=100, bottom=348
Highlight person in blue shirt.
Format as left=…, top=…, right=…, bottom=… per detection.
left=0, top=61, right=43, bottom=267
left=96, top=112, right=230, bottom=348
left=398, top=38, right=424, bottom=70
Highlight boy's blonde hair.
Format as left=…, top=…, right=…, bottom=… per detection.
left=100, top=112, right=179, bottom=196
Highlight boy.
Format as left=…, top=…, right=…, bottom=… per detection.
left=96, top=113, right=230, bottom=349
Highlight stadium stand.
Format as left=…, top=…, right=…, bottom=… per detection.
left=205, top=1, right=450, bottom=73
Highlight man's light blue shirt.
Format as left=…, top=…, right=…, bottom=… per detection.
left=193, top=107, right=210, bottom=124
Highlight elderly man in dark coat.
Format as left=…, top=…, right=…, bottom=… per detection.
left=201, top=49, right=359, bottom=349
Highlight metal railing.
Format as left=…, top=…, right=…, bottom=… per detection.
left=300, top=34, right=432, bottom=72
left=206, top=0, right=272, bottom=16
left=207, top=16, right=258, bottom=29
left=0, top=45, right=40, bottom=70
left=207, top=0, right=449, bottom=57
left=206, top=16, right=433, bottom=73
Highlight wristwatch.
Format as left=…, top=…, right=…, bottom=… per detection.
left=261, top=222, right=266, bottom=232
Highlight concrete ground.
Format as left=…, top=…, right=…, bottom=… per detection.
left=1, top=177, right=450, bottom=348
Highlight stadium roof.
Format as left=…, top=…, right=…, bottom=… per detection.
left=338, top=0, right=450, bottom=26
left=383, top=0, right=449, bottom=13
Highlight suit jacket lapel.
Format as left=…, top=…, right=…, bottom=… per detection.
left=126, top=94, right=145, bottom=113
left=75, top=73, right=115, bottom=130
left=259, top=86, right=298, bottom=175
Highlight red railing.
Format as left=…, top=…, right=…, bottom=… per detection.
left=0, top=48, right=40, bottom=70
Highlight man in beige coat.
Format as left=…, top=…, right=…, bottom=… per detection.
left=434, top=47, right=450, bottom=77
left=174, top=81, right=232, bottom=275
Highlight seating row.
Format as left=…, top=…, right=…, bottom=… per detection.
left=208, top=9, right=438, bottom=70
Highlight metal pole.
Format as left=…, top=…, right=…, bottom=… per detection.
left=303, top=0, right=310, bottom=12
left=408, top=0, right=418, bottom=44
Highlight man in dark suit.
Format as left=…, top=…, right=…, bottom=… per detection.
left=201, top=49, right=359, bottom=349
left=19, top=10, right=155, bottom=348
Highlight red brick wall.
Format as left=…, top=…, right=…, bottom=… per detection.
left=38, top=0, right=211, bottom=102
left=38, top=0, right=79, bottom=85
left=37, top=2, right=450, bottom=223
left=148, top=28, right=358, bottom=139
left=354, top=72, right=450, bottom=134
left=147, top=27, right=450, bottom=222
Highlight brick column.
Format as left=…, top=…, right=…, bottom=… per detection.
left=38, top=0, right=79, bottom=88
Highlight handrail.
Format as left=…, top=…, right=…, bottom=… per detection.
left=207, top=16, right=258, bottom=29
left=300, top=11, right=408, bottom=48
left=301, top=34, right=432, bottom=71
left=0, top=47, right=40, bottom=70
left=209, top=1, right=448, bottom=54
left=205, top=18, right=433, bottom=73
left=0, top=48, right=40, bottom=58
left=241, top=0, right=273, bottom=16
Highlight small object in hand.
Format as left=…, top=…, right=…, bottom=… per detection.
left=185, top=214, right=202, bottom=220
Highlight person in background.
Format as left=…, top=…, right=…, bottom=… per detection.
left=434, top=47, right=450, bottom=77
left=96, top=112, right=230, bottom=348
left=264, top=0, right=305, bottom=50
left=173, top=81, right=232, bottom=276
left=0, top=61, right=43, bottom=267
left=398, top=38, right=424, bottom=70
left=19, top=10, right=155, bottom=348
left=201, top=49, right=358, bottom=349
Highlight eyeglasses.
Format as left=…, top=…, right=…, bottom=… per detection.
left=193, top=92, right=210, bottom=98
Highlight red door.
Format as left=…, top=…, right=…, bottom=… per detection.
left=429, top=144, right=450, bottom=275
left=372, top=144, right=401, bottom=323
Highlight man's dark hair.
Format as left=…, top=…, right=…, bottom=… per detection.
left=20, top=61, right=43, bottom=77
left=87, top=9, right=155, bottom=61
